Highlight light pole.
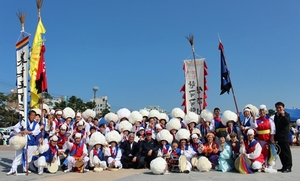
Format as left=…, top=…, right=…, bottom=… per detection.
left=92, top=86, right=99, bottom=102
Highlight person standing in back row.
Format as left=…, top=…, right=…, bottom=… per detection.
left=274, top=102, right=292, bottom=173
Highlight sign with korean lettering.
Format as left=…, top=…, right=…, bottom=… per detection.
left=183, top=59, right=205, bottom=114
left=16, top=36, right=30, bottom=120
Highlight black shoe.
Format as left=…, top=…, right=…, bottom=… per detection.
left=183, top=170, right=190, bottom=174
left=277, top=168, right=284, bottom=172
left=282, top=169, right=291, bottom=173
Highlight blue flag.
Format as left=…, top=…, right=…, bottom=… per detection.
left=219, top=42, right=232, bottom=95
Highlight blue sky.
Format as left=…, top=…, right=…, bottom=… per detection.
left=1, top=1, right=300, bottom=113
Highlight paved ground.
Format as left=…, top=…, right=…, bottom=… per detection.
left=0, top=146, right=299, bottom=181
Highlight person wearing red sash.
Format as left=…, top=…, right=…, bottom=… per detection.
left=166, top=118, right=181, bottom=142
left=198, top=109, right=214, bottom=144
left=106, top=130, right=122, bottom=169
left=104, top=112, right=118, bottom=133
left=34, top=135, right=60, bottom=175
left=240, top=129, right=264, bottom=171
left=89, top=142, right=109, bottom=171
left=64, top=133, right=89, bottom=173
left=251, top=105, right=275, bottom=164
left=73, top=120, right=87, bottom=143
left=54, top=110, right=63, bottom=129
left=209, top=108, right=226, bottom=133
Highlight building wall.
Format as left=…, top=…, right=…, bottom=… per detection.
left=90, top=96, right=110, bottom=114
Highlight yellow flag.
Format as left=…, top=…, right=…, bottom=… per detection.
left=30, top=19, right=46, bottom=108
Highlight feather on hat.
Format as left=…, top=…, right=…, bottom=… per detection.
left=156, top=129, right=173, bottom=144
left=105, top=130, right=122, bottom=143
left=166, top=118, right=181, bottom=131
left=221, top=110, right=238, bottom=126
left=200, top=109, right=214, bottom=122
left=118, top=120, right=133, bottom=132
left=139, top=109, right=149, bottom=117
left=171, top=108, right=185, bottom=119
left=128, top=111, right=143, bottom=124
left=175, top=128, right=191, bottom=141
left=62, top=107, right=75, bottom=119
left=117, top=108, right=131, bottom=120
left=88, top=132, right=106, bottom=147
left=148, top=110, right=160, bottom=119
left=184, top=111, right=199, bottom=124
left=104, top=112, right=118, bottom=123
left=82, top=109, right=96, bottom=119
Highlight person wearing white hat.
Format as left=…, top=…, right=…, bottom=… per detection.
left=135, top=127, right=146, bottom=142
left=250, top=104, right=275, bottom=164
left=34, top=135, right=60, bottom=175
left=73, top=120, right=87, bottom=143
left=239, top=129, right=264, bottom=171
left=198, top=109, right=214, bottom=144
left=240, top=105, right=257, bottom=140
left=64, top=133, right=89, bottom=173
left=89, top=132, right=109, bottom=171
left=44, top=114, right=56, bottom=143
left=7, top=110, right=40, bottom=175
left=54, top=110, right=63, bottom=129
left=190, top=134, right=203, bottom=155
left=105, top=131, right=123, bottom=169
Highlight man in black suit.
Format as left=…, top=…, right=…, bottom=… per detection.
left=139, top=130, right=158, bottom=169
left=274, top=102, right=293, bottom=173
left=120, top=133, right=141, bottom=168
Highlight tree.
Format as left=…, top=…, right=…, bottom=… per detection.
left=86, top=101, right=96, bottom=110
left=101, top=108, right=110, bottom=117
left=268, top=109, right=276, bottom=117
left=53, top=95, right=96, bottom=112
left=0, top=92, right=18, bottom=127
left=54, top=101, right=67, bottom=110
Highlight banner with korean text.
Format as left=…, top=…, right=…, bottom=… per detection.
left=181, top=59, right=208, bottom=114
left=16, top=36, right=30, bottom=120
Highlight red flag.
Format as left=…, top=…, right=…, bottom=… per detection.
left=36, top=45, right=48, bottom=93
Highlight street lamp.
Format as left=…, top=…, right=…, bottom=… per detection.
left=93, top=86, right=99, bottom=102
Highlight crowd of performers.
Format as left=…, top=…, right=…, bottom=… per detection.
left=6, top=103, right=291, bottom=176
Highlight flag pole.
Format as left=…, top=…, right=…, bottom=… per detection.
left=36, top=0, right=46, bottom=139
left=16, top=9, right=29, bottom=176
left=218, top=35, right=240, bottom=122
left=186, top=34, right=202, bottom=114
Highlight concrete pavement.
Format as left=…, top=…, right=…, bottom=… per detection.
left=0, top=146, right=299, bottom=181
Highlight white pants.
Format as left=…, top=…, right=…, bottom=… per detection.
left=65, top=156, right=89, bottom=170
left=10, top=145, right=37, bottom=172
left=178, top=159, right=192, bottom=171
left=33, top=156, right=60, bottom=173
left=107, top=157, right=122, bottom=168
left=252, top=161, right=263, bottom=170
left=90, top=156, right=107, bottom=169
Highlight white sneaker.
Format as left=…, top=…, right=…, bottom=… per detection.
left=23, top=170, right=31, bottom=174
left=6, top=171, right=15, bottom=176
left=64, top=169, right=71, bottom=173
left=84, top=169, right=89, bottom=172
left=38, top=171, right=43, bottom=175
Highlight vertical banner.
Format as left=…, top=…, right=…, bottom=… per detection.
left=182, top=58, right=208, bottom=114
left=16, top=36, right=30, bottom=121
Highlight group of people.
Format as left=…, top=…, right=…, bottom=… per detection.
left=6, top=101, right=293, bottom=176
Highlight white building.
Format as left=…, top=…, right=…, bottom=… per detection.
left=142, top=106, right=167, bottom=113
left=90, top=96, right=110, bottom=115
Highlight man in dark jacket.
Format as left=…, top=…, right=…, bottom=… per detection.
left=274, top=102, right=292, bottom=173
left=139, top=129, right=158, bottom=168
left=120, top=133, right=141, bottom=168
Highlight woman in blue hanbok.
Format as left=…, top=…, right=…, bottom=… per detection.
left=215, top=131, right=234, bottom=172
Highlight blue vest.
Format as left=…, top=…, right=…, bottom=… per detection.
left=243, top=117, right=252, bottom=127
left=21, top=120, right=38, bottom=146
left=39, top=145, right=58, bottom=163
